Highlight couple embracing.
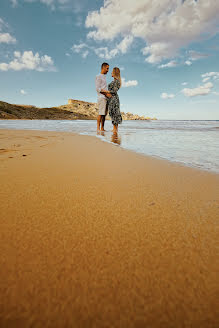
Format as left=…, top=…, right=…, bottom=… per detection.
left=95, top=62, right=122, bottom=134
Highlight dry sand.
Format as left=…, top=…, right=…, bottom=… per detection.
left=0, top=129, right=218, bottom=328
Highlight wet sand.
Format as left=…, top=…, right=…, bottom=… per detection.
left=0, top=129, right=218, bottom=328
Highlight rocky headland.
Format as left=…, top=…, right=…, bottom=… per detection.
left=0, top=99, right=157, bottom=120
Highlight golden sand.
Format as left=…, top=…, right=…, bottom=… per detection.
left=0, top=129, right=218, bottom=327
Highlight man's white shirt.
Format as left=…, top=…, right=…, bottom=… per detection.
left=95, top=73, right=108, bottom=100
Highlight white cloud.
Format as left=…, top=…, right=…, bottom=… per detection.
left=201, top=72, right=219, bottom=80
left=85, top=0, right=219, bottom=63
left=161, top=92, right=175, bottom=99
left=202, top=77, right=210, bottom=83
left=20, top=89, right=27, bottom=95
left=72, top=43, right=87, bottom=53
left=121, top=78, right=138, bottom=88
left=183, top=51, right=210, bottom=71
left=185, top=60, right=192, bottom=66
left=158, top=60, right=177, bottom=69
left=0, top=63, right=9, bottom=71
left=94, top=47, right=118, bottom=60
left=188, top=50, right=210, bottom=61
left=212, top=91, right=219, bottom=96
left=71, top=43, right=91, bottom=58
left=181, top=82, right=213, bottom=97
left=82, top=50, right=89, bottom=58
left=142, top=43, right=177, bottom=64
left=182, top=82, right=187, bottom=86
left=0, top=18, right=16, bottom=44
left=116, top=35, right=133, bottom=54
left=0, top=51, right=56, bottom=71
left=10, top=0, right=18, bottom=7
left=72, top=37, right=133, bottom=60
left=0, top=33, right=16, bottom=44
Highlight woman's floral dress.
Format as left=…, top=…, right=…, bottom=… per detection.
left=107, top=79, right=122, bottom=125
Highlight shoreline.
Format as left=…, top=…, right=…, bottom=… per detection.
left=0, top=126, right=218, bottom=175
left=0, top=129, right=218, bottom=327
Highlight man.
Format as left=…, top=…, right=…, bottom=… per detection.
left=95, top=62, right=112, bottom=132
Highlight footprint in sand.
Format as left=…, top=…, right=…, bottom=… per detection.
left=34, top=136, right=47, bottom=140
left=0, top=149, right=13, bottom=154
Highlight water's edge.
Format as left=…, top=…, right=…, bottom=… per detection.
left=0, top=120, right=218, bottom=174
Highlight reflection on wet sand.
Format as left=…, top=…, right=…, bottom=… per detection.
left=96, top=130, right=121, bottom=145
left=111, top=132, right=121, bottom=145
left=97, top=131, right=105, bottom=136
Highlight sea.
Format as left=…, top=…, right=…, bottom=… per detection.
left=0, top=119, right=218, bottom=174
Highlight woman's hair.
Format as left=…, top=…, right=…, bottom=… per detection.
left=112, top=67, right=121, bottom=87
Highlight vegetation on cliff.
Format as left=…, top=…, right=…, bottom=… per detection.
left=0, top=99, right=157, bottom=120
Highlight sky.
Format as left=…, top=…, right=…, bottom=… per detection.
left=0, top=0, right=219, bottom=120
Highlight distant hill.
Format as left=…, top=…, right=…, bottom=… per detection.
left=0, top=99, right=157, bottom=120
left=0, top=101, right=94, bottom=120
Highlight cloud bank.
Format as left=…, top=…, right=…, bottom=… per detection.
left=85, top=0, right=219, bottom=63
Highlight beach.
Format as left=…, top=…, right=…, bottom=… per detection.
left=0, top=129, right=218, bottom=327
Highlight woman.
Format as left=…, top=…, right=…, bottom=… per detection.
left=106, top=67, right=122, bottom=134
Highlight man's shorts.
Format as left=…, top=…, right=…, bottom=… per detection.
left=98, top=97, right=107, bottom=115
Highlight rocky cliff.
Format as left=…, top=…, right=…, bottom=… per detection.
left=0, top=99, right=157, bottom=120
left=60, top=99, right=157, bottom=120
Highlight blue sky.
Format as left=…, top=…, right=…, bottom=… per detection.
left=0, top=0, right=219, bottom=119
